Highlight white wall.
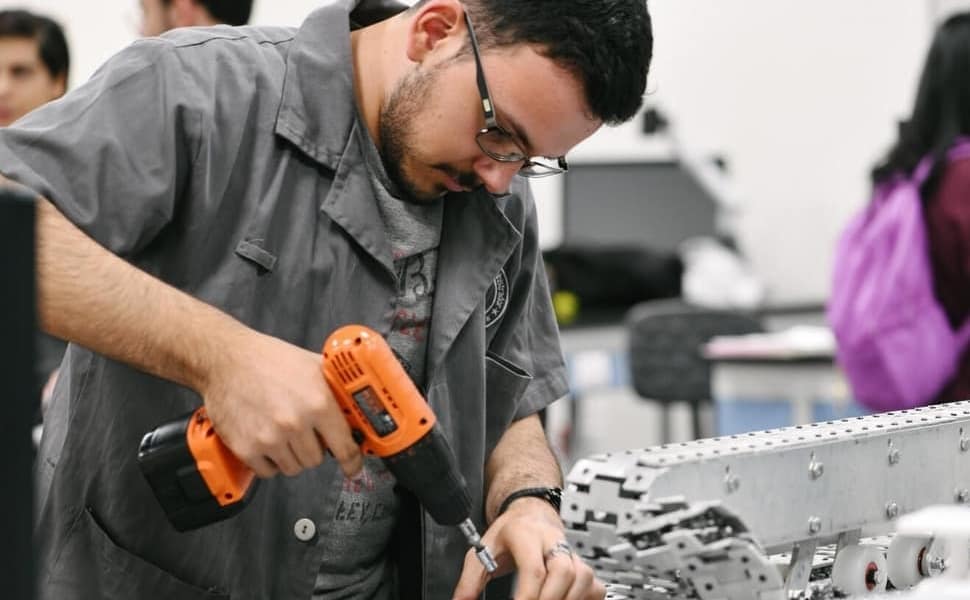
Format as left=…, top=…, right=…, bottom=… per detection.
left=541, top=1, right=932, bottom=305
left=0, top=0, right=945, bottom=304
left=657, top=1, right=932, bottom=304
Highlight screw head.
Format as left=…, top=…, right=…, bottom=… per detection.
left=724, top=474, right=740, bottom=494
left=889, top=449, right=901, bottom=465
left=928, top=555, right=948, bottom=575
left=885, top=502, right=899, bottom=519
left=809, top=461, right=824, bottom=479
left=957, top=489, right=970, bottom=504
left=808, top=516, right=822, bottom=534
left=961, top=438, right=970, bottom=452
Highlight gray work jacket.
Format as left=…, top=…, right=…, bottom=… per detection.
left=0, top=1, right=567, bottom=598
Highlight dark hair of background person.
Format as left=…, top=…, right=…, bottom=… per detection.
left=162, top=0, right=254, bottom=27
left=0, top=9, right=70, bottom=86
left=872, top=12, right=970, bottom=193
left=409, top=0, right=653, bottom=126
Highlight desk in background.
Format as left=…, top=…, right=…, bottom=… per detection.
left=704, top=326, right=869, bottom=434
left=556, top=313, right=870, bottom=452
left=711, top=355, right=866, bottom=435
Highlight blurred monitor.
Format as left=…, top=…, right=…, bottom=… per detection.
left=561, top=161, right=719, bottom=251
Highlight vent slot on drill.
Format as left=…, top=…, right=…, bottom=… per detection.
left=333, top=351, right=364, bottom=385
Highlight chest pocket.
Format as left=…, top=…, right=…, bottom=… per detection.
left=484, top=352, right=533, bottom=454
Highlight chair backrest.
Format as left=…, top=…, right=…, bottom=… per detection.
left=626, top=299, right=764, bottom=404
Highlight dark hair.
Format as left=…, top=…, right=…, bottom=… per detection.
left=0, top=9, right=70, bottom=84
left=872, top=12, right=970, bottom=189
left=162, top=0, right=253, bottom=27
left=412, top=0, right=652, bottom=125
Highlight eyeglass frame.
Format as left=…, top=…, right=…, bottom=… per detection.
left=463, top=10, right=568, bottom=178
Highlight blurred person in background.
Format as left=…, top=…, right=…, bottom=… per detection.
left=0, top=9, right=68, bottom=127
left=0, top=9, right=69, bottom=431
left=140, top=0, right=254, bottom=36
left=871, top=12, right=970, bottom=403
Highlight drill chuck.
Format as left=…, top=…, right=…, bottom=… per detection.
left=382, top=424, right=472, bottom=526
left=460, top=518, right=498, bottom=573
left=383, top=425, right=497, bottom=574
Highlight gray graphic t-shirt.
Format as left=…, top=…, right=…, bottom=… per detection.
left=313, top=459, right=399, bottom=599
left=369, top=172, right=443, bottom=387
left=313, top=118, right=443, bottom=600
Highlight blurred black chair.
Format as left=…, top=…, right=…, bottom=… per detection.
left=626, top=299, right=764, bottom=443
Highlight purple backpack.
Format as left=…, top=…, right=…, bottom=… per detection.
left=827, top=141, right=970, bottom=412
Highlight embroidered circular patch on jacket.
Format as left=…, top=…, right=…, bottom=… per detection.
left=484, top=270, right=509, bottom=328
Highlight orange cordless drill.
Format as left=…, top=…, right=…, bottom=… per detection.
left=138, top=325, right=496, bottom=572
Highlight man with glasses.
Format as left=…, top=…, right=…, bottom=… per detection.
left=0, top=9, right=71, bottom=442
left=0, top=0, right=652, bottom=598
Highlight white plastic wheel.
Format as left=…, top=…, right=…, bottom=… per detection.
left=831, top=544, right=888, bottom=595
left=887, top=534, right=932, bottom=589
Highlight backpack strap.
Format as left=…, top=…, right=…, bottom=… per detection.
left=912, top=155, right=936, bottom=186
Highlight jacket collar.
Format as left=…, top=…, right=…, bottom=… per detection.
left=274, top=0, right=408, bottom=169
left=426, top=189, right=522, bottom=385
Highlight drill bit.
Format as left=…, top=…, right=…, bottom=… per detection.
left=459, top=518, right=498, bottom=573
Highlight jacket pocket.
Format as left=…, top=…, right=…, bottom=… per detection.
left=72, top=507, right=230, bottom=600
left=486, top=352, right=533, bottom=382
left=484, top=353, right=534, bottom=453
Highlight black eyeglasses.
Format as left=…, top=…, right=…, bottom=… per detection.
left=464, top=11, right=568, bottom=178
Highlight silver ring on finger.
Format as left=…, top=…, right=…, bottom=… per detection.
left=543, top=540, right=573, bottom=563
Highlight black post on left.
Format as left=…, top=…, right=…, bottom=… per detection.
left=0, top=185, right=37, bottom=600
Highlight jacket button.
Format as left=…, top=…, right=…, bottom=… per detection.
left=294, top=517, right=316, bottom=542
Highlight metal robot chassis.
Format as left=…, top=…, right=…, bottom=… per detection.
left=562, top=400, right=970, bottom=599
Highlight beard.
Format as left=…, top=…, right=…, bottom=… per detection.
left=379, top=63, right=479, bottom=204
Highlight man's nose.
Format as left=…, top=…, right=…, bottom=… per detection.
left=472, top=157, right=521, bottom=196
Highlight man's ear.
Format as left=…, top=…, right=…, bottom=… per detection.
left=404, top=0, right=466, bottom=63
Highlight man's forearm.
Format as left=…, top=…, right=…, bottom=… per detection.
left=484, top=412, right=563, bottom=523
left=35, top=197, right=244, bottom=393
left=33, top=196, right=362, bottom=478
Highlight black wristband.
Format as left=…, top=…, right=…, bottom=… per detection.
left=497, top=486, right=563, bottom=516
